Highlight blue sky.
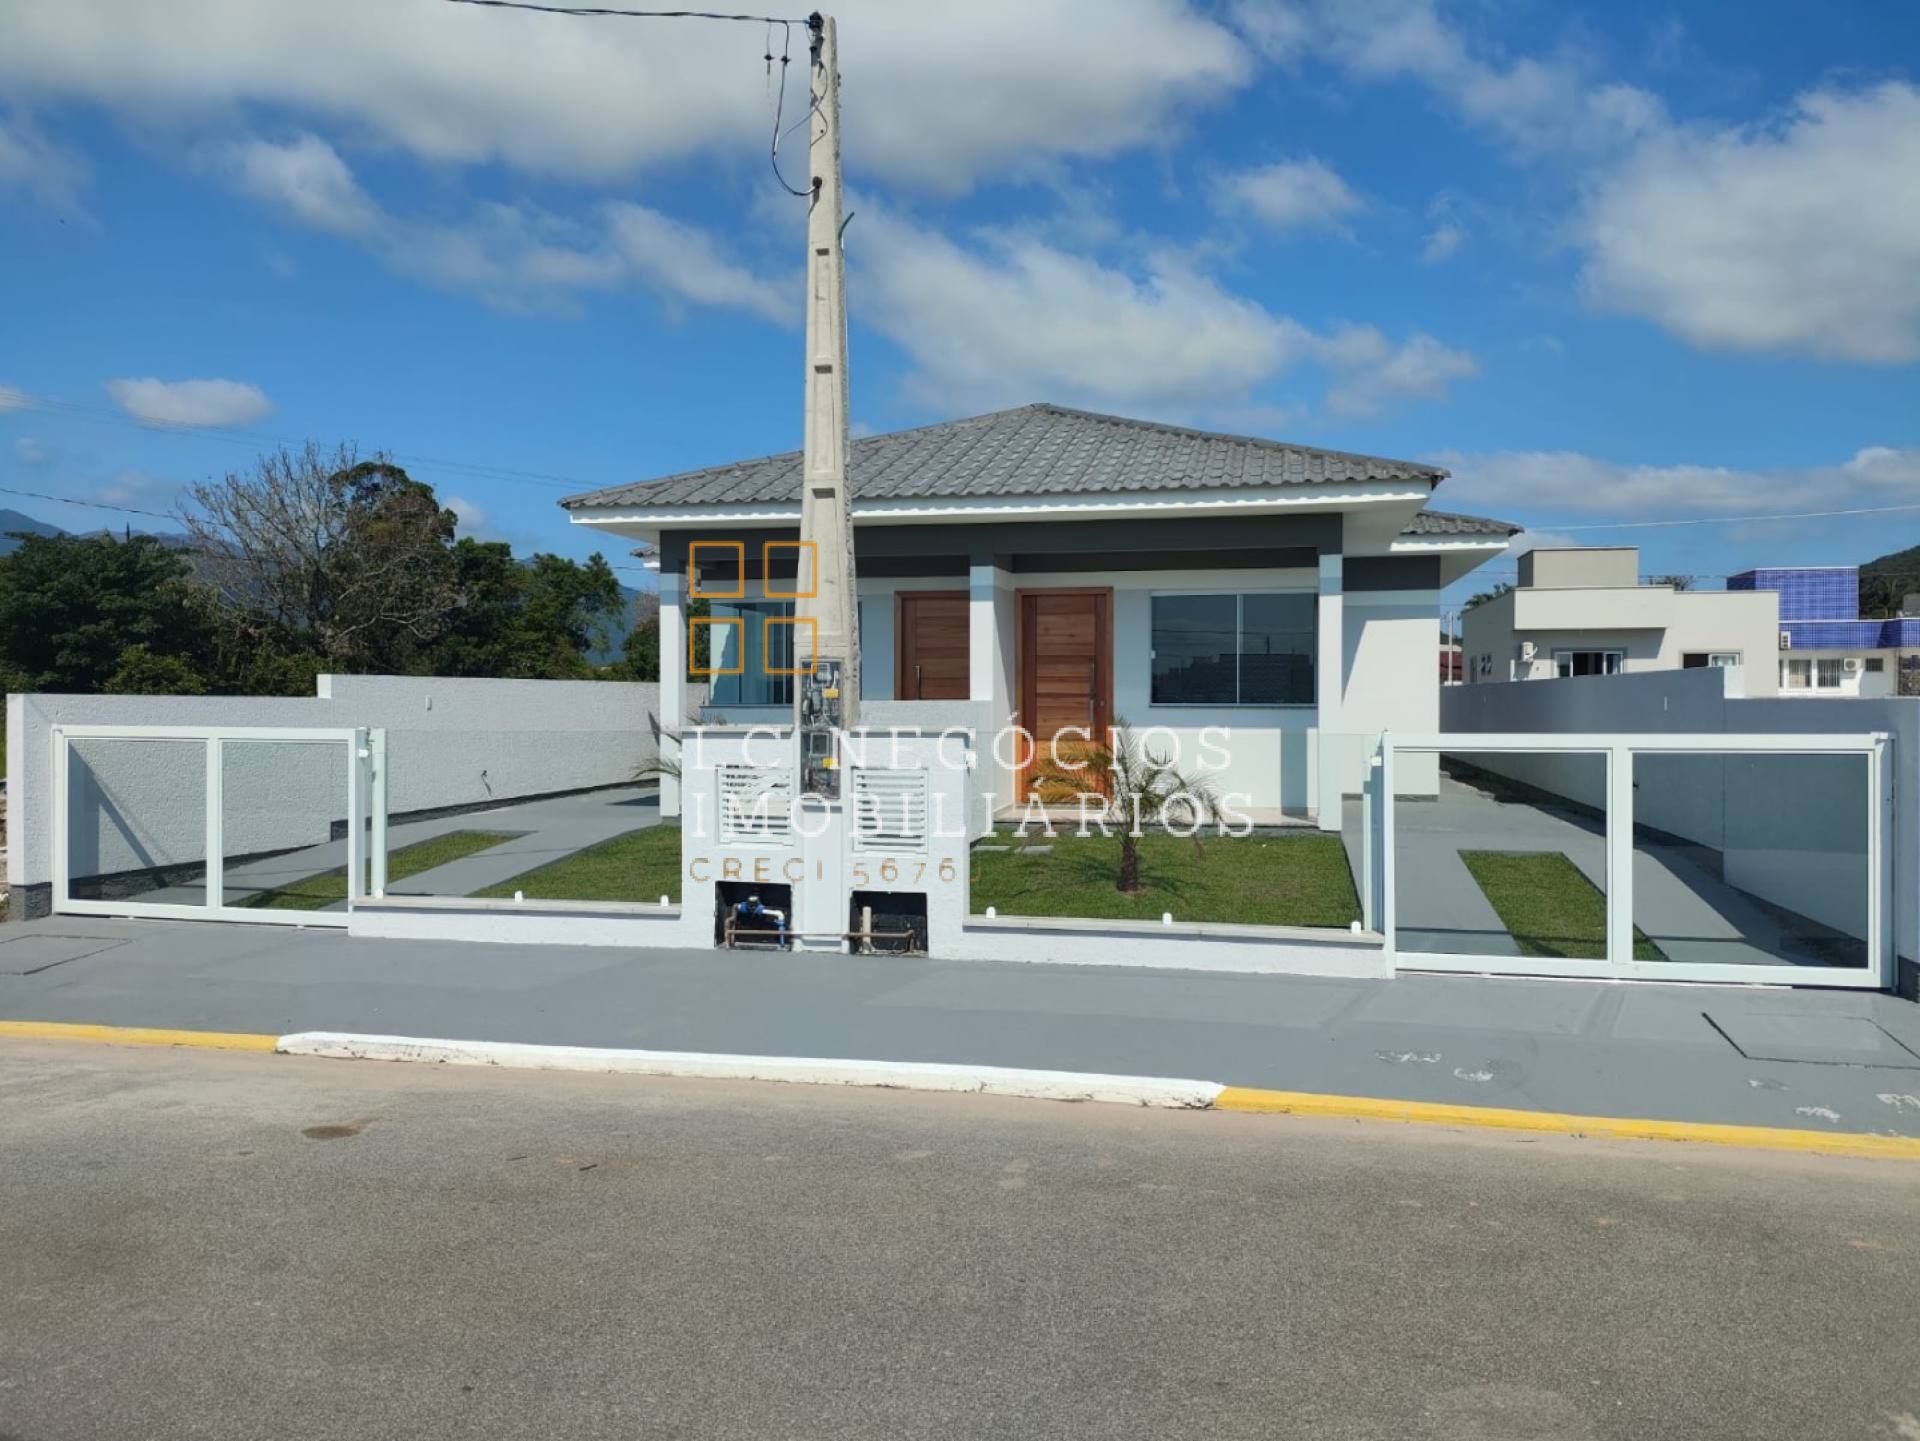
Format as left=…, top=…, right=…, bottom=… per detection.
left=1, top=0, right=1917, bottom=606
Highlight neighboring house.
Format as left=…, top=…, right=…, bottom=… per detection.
left=1462, top=546, right=1779, bottom=696
left=561, top=403, right=1518, bottom=822
left=1727, top=567, right=1920, bottom=698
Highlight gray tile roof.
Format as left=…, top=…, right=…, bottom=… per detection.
left=560, top=402, right=1453, bottom=511
left=1399, top=509, right=1522, bottom=538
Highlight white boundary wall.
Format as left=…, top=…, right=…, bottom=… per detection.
left=1441, top=669, right=1918, bottom=970
left=7, top=675, right=677, bottom=902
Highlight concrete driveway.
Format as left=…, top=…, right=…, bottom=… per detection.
left=130, top=785, right=660, bottom=909
left=1349, top=775, right=1861, bottom=970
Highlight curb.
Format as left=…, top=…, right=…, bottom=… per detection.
left=275, top=1032, right=1224, bottom=1109
left=0, top=1020, right=279, bottom=1052
left=1212, top=1087, right=1920, bottom=1161
left=7, top=1022, right=1919, bottom=1159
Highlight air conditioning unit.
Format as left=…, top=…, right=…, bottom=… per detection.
left=1778, top=631, right=1793, bottom=650
left=1843, top=656, right=1862, bottom=674
left=1519, top=640, right=1536, bottom=662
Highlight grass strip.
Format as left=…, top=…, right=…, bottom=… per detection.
left=970, top=830, right=1361, bottom=929
left=472, top=824, right=682, bottom=904
left=1460, top=850, right=1665, bottom=961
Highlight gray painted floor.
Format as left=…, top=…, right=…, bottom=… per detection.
left=124, top=786, right=660, bottom=910
left=3, top=913, right=1918, bottom=1137
left=5, top=1041, right=1918, bottom=1441
left=1349, top=778, right=1850, bottom=968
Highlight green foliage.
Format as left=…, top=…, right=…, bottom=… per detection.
left=102, top=644, right=208, bottom=696
left=183, top=443, right=459, bottom=675
left=1860, top=542, right=1920, bottom=618
left=0, top=533, right=209, bottom=693
left=1464, top=581, right=1514, bottom=611
left=0, top=443, right=649, bottom=698
left=430, top=539, right=623, bottom=679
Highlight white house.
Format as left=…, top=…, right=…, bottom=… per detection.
left=562, top=404, right=1518, bottom=824
left=1462, top=546, right=1780, bottom=696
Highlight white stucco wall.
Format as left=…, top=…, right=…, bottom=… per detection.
left=10, top=676, right=668, bottom=891
left=1462, top=585, right=1779, bottom=695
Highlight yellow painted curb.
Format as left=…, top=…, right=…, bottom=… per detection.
left=0, top=1020, right=279, bottom=1053
left=1212, top=1087, right=1920, bottom=1161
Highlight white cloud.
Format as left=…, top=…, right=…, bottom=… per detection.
left=1319, top=327, right=1478, bottom=417
left=1231, top=0, right=1664, bottom=161
left=0, top=1, right=1247, bottom=193
left=1217, top=158, right=1363, bottom=233
left=1580, top=82, right=1920, bottom=363
left=1420, top=222, right=1463, bottom=264
left=216, top=133, right=378, bottom=235
left=853, top=208, right=1475, bottom=420
left=220, top=135, right=790, bottom=319
left=445, top=494, right=488, bottom=534
left=105, top=377, right=273, bottom=428
left=15, top=437, right=48, bottom=465
left=0, top=111, right=88, bottom=207
left=0, top=383, right=35, bottom=413
left=605, top=204, right=792, bottom=325
left=1429, top=445, right=1920, bottom=518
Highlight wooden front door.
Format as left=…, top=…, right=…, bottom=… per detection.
left=1018, top=589, right=1112, bottom=801
left=895, top=592, right=970, bottom=700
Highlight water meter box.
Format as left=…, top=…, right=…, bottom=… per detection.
left=715, top=881, right=794, bottom=949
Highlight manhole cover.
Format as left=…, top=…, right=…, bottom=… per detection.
left=0, top=935, right=129, bottom=976
left=1704, top=1011, right=1920, bottom=1069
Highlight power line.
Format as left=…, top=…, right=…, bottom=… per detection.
left=1540, top=500, right=1920, bottom=532
left=442, top=0, right=819, bottom=197
left=445, top=0, right=804, bottom=20
left=0, top=483, right=177, bottom=523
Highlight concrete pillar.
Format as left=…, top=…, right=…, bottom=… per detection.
left=969, top=563, right=1015, bottom=816
left=1316, top=549, right=1344, bottom=832
left=657, top=563, right=685, bottom=817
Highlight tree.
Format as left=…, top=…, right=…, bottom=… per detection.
left=1648, top=574, right=1693, bottom=591
left=0, top=532, right=209, bottom=693
left=431, top=539, right=623, bottom=678
left=1027, top=719, right=1225, bottom=895
left=102, top=643, right=208, bottom=695
left=1463, top=581, right=1513, bottom=611
left=181, top=443, right=458, bottom=674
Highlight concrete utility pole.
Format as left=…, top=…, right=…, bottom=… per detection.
left=792, top=9, right=859, bottom=798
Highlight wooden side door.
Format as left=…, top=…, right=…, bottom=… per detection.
left=1018, top=589, right=1112, bottom=801
left=895, top=592, right=970, bottom=700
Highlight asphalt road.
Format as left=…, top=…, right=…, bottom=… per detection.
left=2, top=1042, right=1918, bottom=1441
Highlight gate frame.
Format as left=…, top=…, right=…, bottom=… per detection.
left=1382, top=731, right=1894, bottom=989
left=50, top=724, right=373, bottom=927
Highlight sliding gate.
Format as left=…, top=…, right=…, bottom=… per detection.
left=1377, top=732, right=1895, bottom=988
left=51, top=724, right=380, bottom=926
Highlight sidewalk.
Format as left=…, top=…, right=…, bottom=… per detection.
left=3, top=914, right=1918, bottom=1137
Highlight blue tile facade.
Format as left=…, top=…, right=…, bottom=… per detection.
left=1727, top=566, right=1920, bottom=648
left=1727, top=566, right=1859, bottom=621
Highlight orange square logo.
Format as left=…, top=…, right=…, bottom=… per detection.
left=688, top=616, right=743, bottom=676
left=763, top=616, right=818, bottom=675
left=688, top=541, right=745, bottom=600
left=763, top=540, right=817, bottom=600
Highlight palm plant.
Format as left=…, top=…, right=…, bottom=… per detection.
left=1027, top=719, right=1224, bottom=894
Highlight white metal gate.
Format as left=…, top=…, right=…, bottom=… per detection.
left=51, top=724, right=377, bottom=927
left=1378, top=732, right=1895, bottom=989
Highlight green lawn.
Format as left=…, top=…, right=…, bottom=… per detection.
left=473, top=825, right=682, bottom=903
left=239, top=829, right=520, bottom=911
left=971, top=830, right=1361, bottom=929
left=1460, top=850, right=1666, bottom=961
